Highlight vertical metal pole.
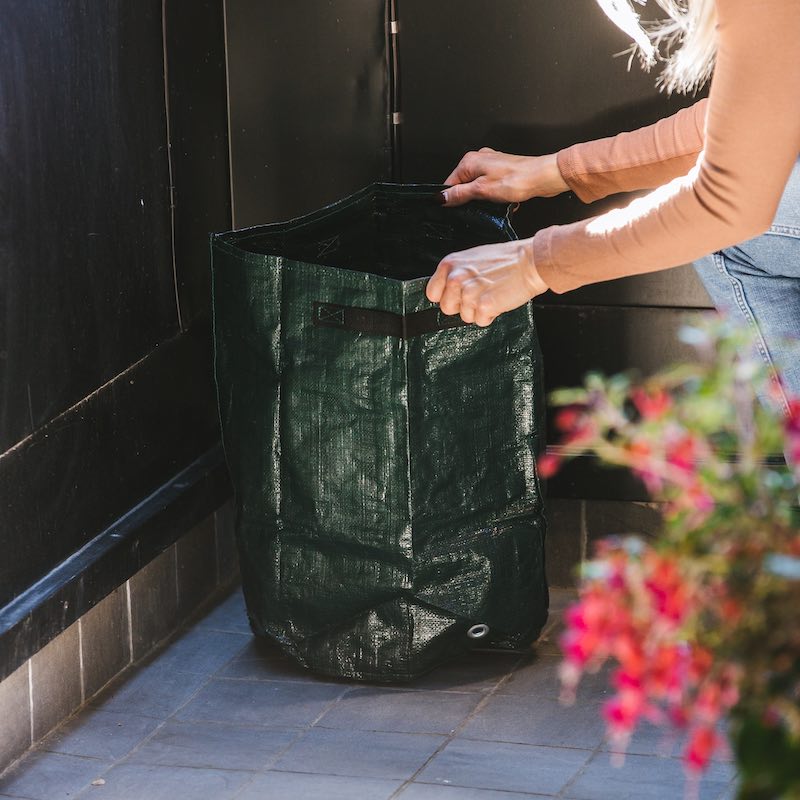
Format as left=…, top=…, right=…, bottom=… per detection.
left=387, top=0, right=402, bottom=182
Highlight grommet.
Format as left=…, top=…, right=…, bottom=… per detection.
left=467, top=623, right=490, bottom=640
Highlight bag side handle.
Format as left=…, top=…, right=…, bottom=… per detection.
left=312, top=301, right=468, bottom=339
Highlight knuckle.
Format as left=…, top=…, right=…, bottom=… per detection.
left=437, top=258, right=453, bottom=272
left=476, top=297, right=493, bottom=315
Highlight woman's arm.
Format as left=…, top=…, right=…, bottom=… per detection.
left=440, top=101, right=707, bottom=207
left=427, top=0, right=800, bottom=326
left=535, top=0, right=800, bottom=294
left=559, top=100, right=708, bottom=203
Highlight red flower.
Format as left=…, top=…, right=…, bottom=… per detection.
left=785, top=398, right=800, bottom=435
left=686, top=725, right=718, bottom=772
left=537, top=452, right=562, bottom=478
left=555, top=405, right=584, bottom=433
left=632, top=387, right=672, bottom=421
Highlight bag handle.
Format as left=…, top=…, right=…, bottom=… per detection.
left=312, top=301, right=468, bottom=339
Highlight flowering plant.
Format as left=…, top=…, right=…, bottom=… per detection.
left=541, top=317, right=800, bottom=799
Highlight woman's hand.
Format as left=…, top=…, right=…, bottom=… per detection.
left=426, top=238, right=549, bottom=327
left=441, top=147, right=568, bottom=207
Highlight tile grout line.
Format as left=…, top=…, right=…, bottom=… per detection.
left=1, top=578, right=243, bottom=792
left=77, top=619, right=85, bottom=704
left=26, top=662, right=33, bottom=750
left=125, top=581, right=134, bottom=667
left=554, top=679, right=610, bottom=798
left=69, top=649, right=231, bottom=800
left=32, top=594, right=255, bottom=800
left=227, top=672, right=356, bottom=799
left=387, top=651, right=532, bottom=799
left=174, top=542, right=180, bottom=616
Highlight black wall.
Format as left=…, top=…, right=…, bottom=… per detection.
left=225, top=0, right=393, bottom=227
left=0, top=0, right=230, bottom=610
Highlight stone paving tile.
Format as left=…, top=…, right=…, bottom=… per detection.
left=274, top=728, right=445, bottom=780
left=0, top=751, right=111, bottom=800
left=149, top=627, right=251, bottom=675
left=193, top=589, right=252, bottom=635
left=125, top=720, right=298, bottom=770
left=562, top=751, right=737, bottom=800
left=603, top=720, right=734, bottom=763
left=460, top=694, right=607, bottom=750
left=218, top=637, right=350, bottom=685
left=399, top=785, right=552, bottom=799
left=406, top=652, right=523, bottom=693
left=40, top=708, right=161, bottom=761
left=234, top=772, right=402, bottom=799
left=416, top=738, right=591, bottom=795
left=175, top=678, right=345, bottom=728
left=90, top=661, right=210, bottom=719
left=500, top=654, right=611, bottom=702
left=72, top=762, right=252, bottom=800
left=315, top=687, right=483, bottom=734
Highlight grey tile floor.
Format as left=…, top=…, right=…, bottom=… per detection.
left=0, top=588, right=738, bottom=800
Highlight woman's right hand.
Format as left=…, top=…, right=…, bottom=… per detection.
left=440, top=147, right=569, bottom=207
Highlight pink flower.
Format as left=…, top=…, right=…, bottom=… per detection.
left=666, top=433, right=700, bottom=475
left=555, top=405, right=585, bottom=433
left=785, top=398, right=800, bottom=468
left=603, top=689, right=647, bottom=736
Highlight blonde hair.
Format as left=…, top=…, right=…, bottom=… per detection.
left=596, top=0, right=718, bottom=94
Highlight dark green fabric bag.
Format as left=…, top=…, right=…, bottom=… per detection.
left=211, top=183, right=548, bottom=682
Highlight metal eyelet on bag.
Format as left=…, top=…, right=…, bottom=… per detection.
left=467, top=624, right=490, bottom=640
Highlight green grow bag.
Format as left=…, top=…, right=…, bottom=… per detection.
left=211, top=183, right=548, bottom=682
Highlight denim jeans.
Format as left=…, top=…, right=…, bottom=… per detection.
left=693, top=157, right=800, bottom=412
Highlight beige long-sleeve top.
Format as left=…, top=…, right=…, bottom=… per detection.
left=533, top=0, right=800, bottom=294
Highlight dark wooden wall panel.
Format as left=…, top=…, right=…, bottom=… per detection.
left=165, top=0, right=232, bottom=326
left=225, top=0, right=392, bottom=227
left=0, top=0, right=231, bottom=609
left=535, top=304, right=697, bottom=396
left=0, top=2, right=178, bottom=453
left=0, top=331, right=220, bottom=609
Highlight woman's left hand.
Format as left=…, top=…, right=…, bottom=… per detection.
left=425, top=238, right=549, bottom=326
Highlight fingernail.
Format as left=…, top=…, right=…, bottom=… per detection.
left=437, top=190, right=448, bottom=205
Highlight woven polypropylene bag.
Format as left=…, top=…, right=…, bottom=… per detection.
left=211, top=183, right=548, bottom=681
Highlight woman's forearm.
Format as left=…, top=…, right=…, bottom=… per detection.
left=557, top=99, right=708, bottom=203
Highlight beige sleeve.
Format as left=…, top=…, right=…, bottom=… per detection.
left=557, top=100, right=708, bottom=203
left=534, top=0, right=800, bottom=295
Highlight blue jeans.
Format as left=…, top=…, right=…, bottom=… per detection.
left=693, top=157, right=800, bottom=412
